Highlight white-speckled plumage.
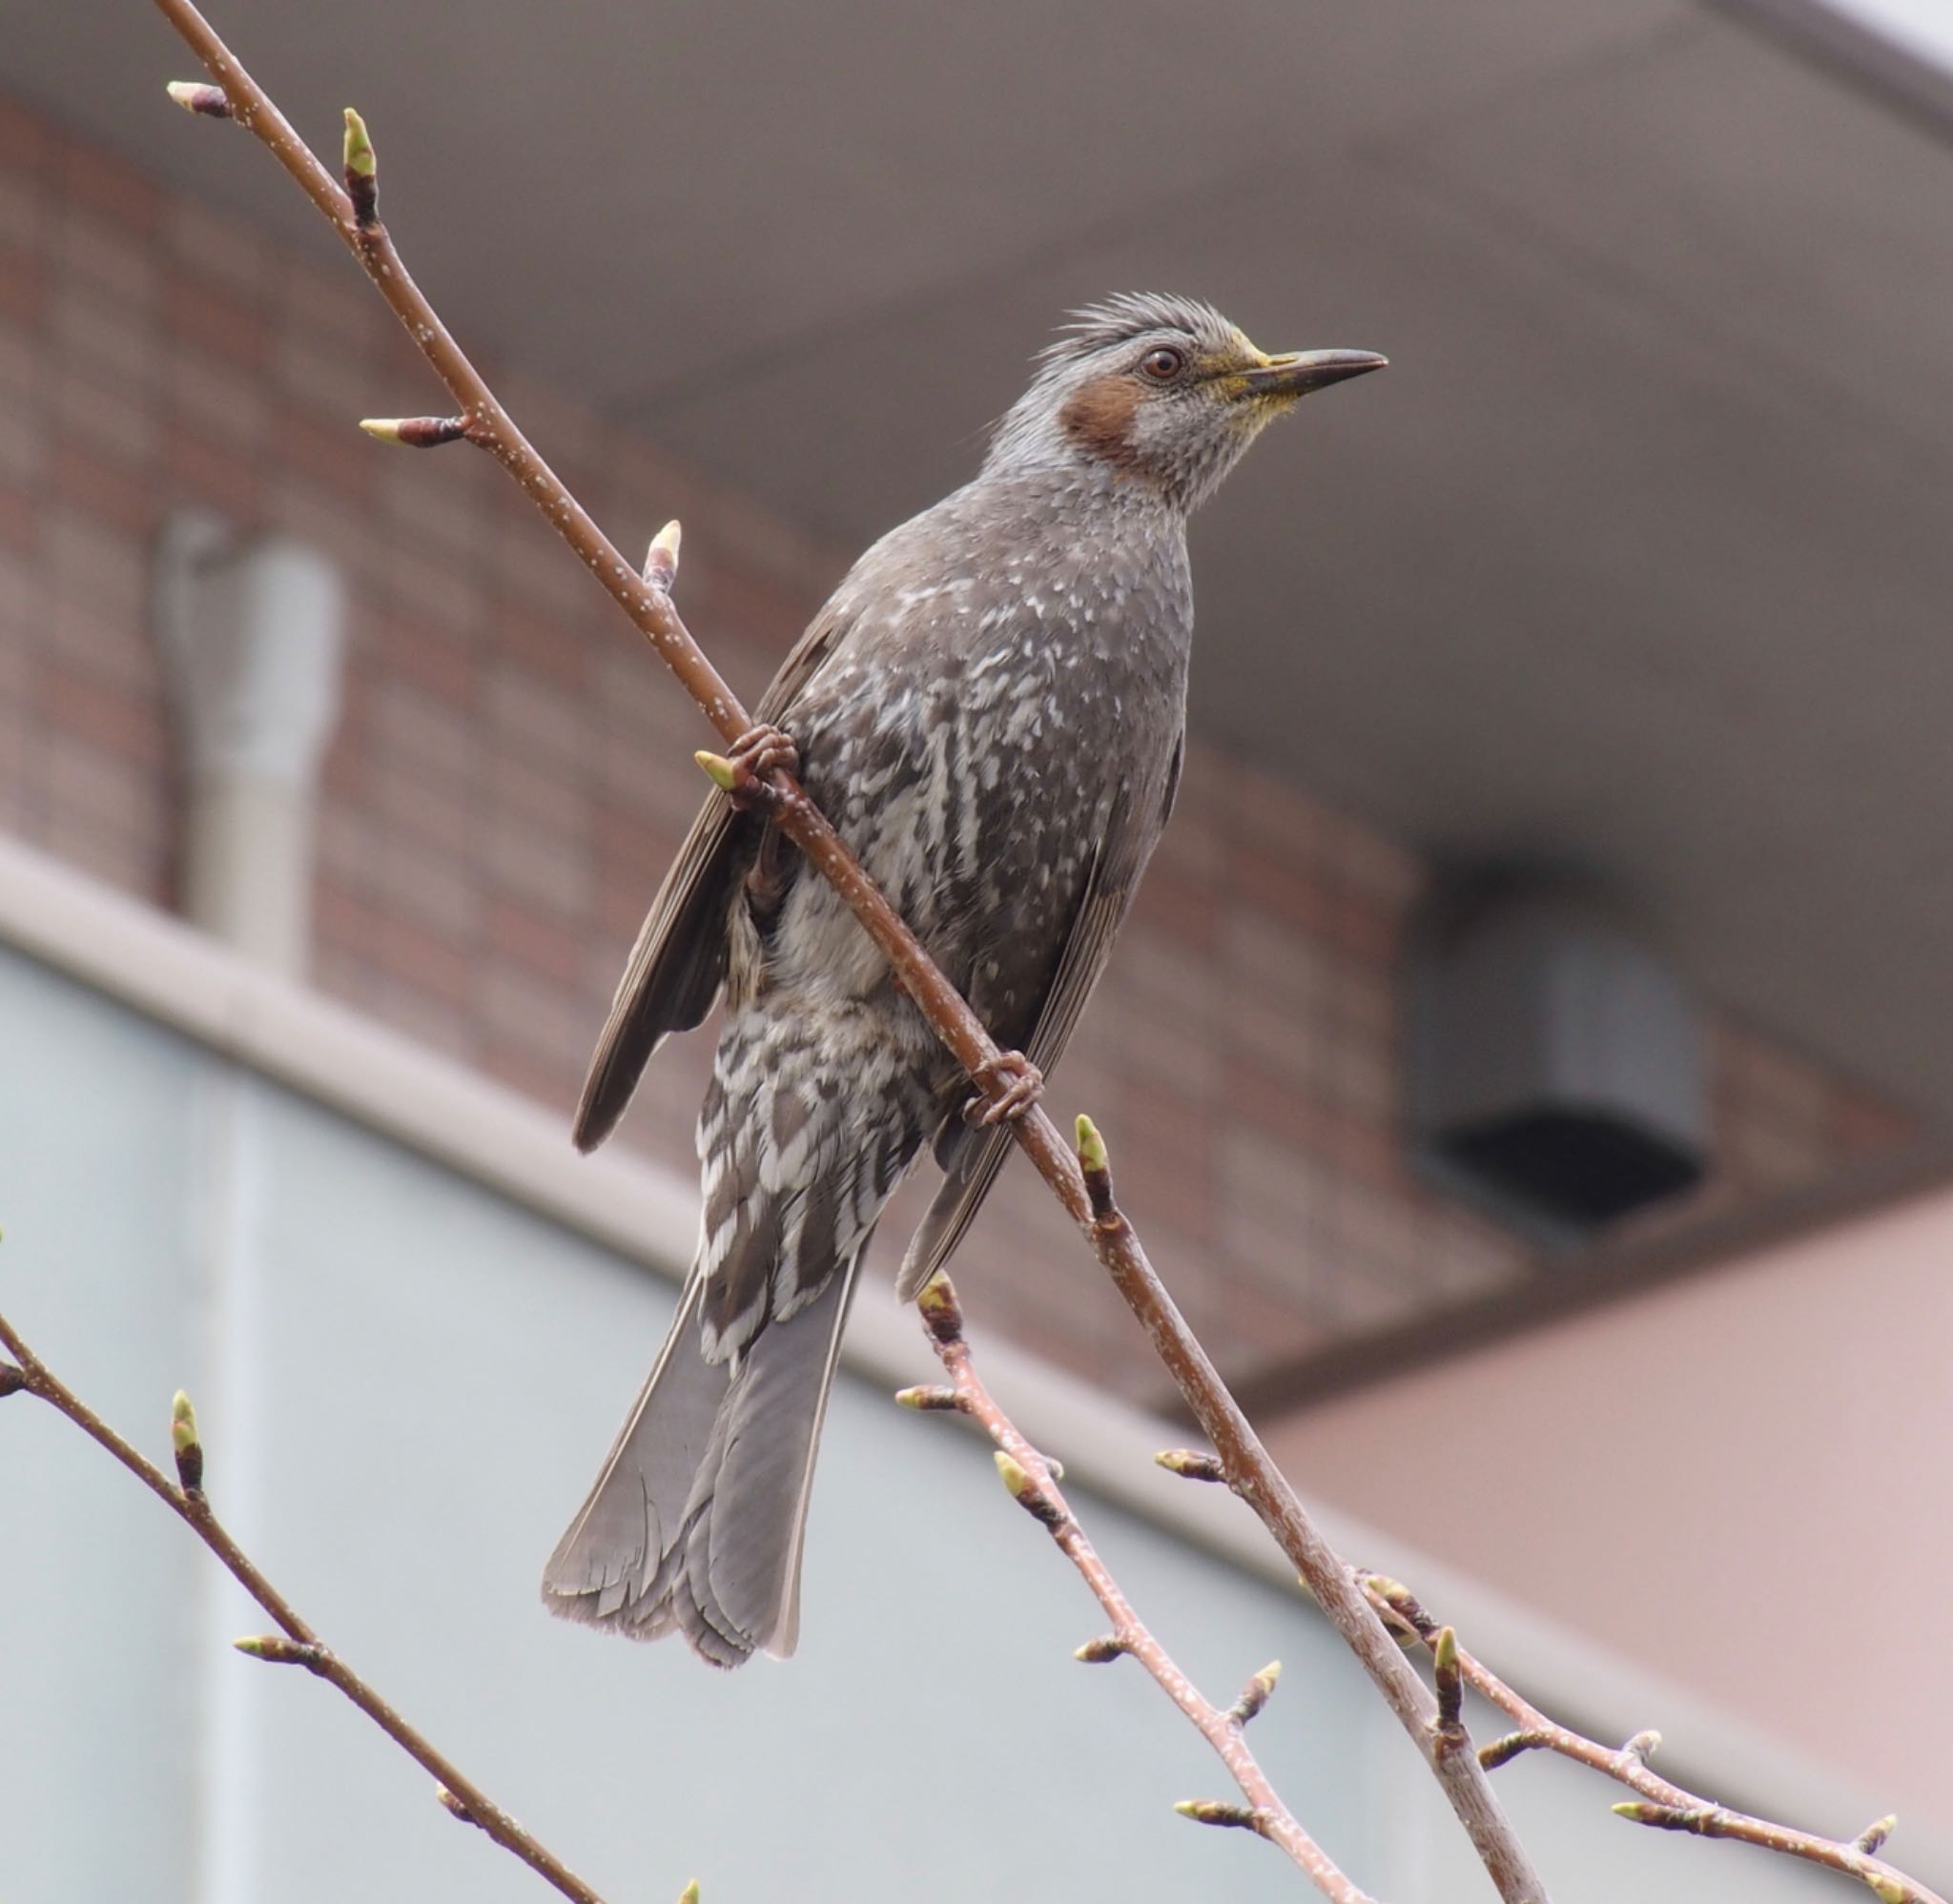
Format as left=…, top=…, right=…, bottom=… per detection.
left=542, top=295, right=1377, bottom=1665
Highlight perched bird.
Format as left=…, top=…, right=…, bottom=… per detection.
left=542, top=294, right=1384, bottom=1665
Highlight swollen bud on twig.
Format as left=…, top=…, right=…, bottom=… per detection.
left=1621, top=1729, right=1661, bottom=1767
left=1432, top=1627, right=1462, bottom=1730
left=678, top=1884, right=701, bottom=1904
left=1075, top=1113, right=1108, bottom=1175
left=233, top=1634, right=325, bottom=1670
left=1364, top=1574, right=1438, bottom=1640
left=643, top=521, right=683, bottom=593
left=1613, top=1801, right=1714, bottom=1834
left=1857, top=1816, right=1898, bottom=1856
left=1074, top=1634, right=1128, bottom=1664
left=993, top=1450, right=1063, bottom=1529
left=694, top=750, right=740, bottom=793
left=1477, top=1730, right=1543, bottom=1771
left=342, top=109, right=378, bottom=226
left=1155, top=1447, right=1226, bottom=1483
left=915, top=1274, right=964, bottom=1346
left=1863, top=1877, right=1906, bottom=1904
left=166, top=80, right=235, bottom=119
left=359, top=415, right=471, bottom=448
left=0, top=1363, right=25, bottom=1399
left=1173, top=1799, right=1264, bottom=1832
left=1229, top=1660, right=1282, bottom=1725
left=1075, top=1114, right=1116, bottom=1222
left=171, top=1390, right=204, bottom=1496
left=893, top=1384, right=961, bottom=1412
left=435, top=1784, right=475, bottom=1825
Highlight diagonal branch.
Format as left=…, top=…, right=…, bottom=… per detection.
left=908, top=1273, right=1382, bottom=1904
left=1366, top=1576, right=1947, bottom=1904
left=1069, top=1123, right=1548, bottom=1900
left=144, top=4, right=1552, bottom=1896
left=0, top=1308, right=622, bottom=1904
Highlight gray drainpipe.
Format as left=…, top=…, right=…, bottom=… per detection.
left=154, top=512, right=347, bottom=979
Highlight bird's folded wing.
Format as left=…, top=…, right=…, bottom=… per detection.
left=895, top=735, right=1182, bottom=1300
left=572, top=604, right=853, bottom=1152
left=572, top=793, right=747, bottom=1151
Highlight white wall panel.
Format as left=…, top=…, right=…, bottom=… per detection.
left=0, top=940, right=1855, bottom=1901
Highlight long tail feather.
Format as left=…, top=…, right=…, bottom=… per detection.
left=541, top=1253, right=862, bottom=1663
left=548, top=1001, right=933, bottom=1664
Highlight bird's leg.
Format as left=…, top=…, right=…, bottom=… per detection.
left=965, top=1050, right=1045, bottom=1127
left=728, top=722, right=798, bottom=785
left=744, top=821, right=794, bottom=926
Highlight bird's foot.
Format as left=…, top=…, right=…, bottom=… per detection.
left=729, top=722, right=798, bottom=785
left=965, top=1051, right=1045, bottom=1127
left=743, top=820, right=794, bottom=918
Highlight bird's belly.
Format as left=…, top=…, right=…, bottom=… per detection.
left=768, top=786, right=953, bottom=1005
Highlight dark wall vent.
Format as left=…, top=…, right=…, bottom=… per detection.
left=1408, top=885, right=1706, bottom=1241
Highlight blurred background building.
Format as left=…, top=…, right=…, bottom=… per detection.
left=2, top=0, right=1950, bottom=1896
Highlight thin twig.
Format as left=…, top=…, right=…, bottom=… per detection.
left=1365, top=1576, right=1946, bottom=1904
left=911, top=1276, right=1382, bottom=1904
left=143, top=9, right=1553, bottom=1898
left=1076, top=1123, right=1551, bottom=1901
left=0, top=1310, right=616, bottom=1904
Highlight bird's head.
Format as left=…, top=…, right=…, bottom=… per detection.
left=986, top=293, right=1385, bottom=512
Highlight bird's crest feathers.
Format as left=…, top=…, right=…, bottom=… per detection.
left=1038, top=293, right=1246, bottom=368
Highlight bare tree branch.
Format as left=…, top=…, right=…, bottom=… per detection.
left=142, top=6, right=1551, bottom=1895
left=909, top=1270, right=1381, bottom=1904
left=0, top=1309, right=626, bottom=1904
left=1366, top=1576, right=1945, bottom=1904
left=1077, top=1123, right=1549, bottom=1901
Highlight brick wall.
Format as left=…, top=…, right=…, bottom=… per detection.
left=0, top=94, right=1914, bottom=1402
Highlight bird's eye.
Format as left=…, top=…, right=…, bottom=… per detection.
left=1140, top=346, right=1185, bottom=381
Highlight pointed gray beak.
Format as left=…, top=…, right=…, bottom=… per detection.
left=1241, top=349, right=1388, bottom=399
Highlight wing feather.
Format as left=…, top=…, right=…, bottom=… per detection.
left=894, top=734, right=1182, bottom=1299
left=571, top=605, right=852, bottom=1152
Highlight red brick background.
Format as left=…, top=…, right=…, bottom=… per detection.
left=0, top=93, right=1914, bottom=1401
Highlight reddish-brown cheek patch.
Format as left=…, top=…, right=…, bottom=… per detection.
left=1059, top=373, right=1144, bottom=470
